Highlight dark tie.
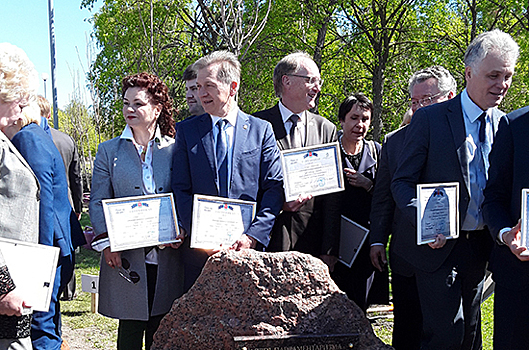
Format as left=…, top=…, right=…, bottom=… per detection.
left=216, top=119, right=228, bottom=197
left=478, top=112, right=486, bottom=143
left=289, top=114, right=302, bottom=148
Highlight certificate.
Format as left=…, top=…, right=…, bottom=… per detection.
left=102, top=193, right=180, bottom=252
left=521, top=189, right=529, bottom=251
left=0, top=238, right=60, bottom=312
left=417, top=182, right=459, bottom=245
left=281, top=142, right=344, bottom=201
left=191, top=195, right=256, bottom=249
left=338, top=215, right=369, bottom=268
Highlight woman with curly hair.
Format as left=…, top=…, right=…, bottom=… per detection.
left=89, top=72, right=184, bottom=350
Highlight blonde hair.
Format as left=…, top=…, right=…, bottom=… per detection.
left=36, top=95, right=51, bottom=118
left=0, top=43, right=38, bottom=104
left=20, top=102, right=41, bottom=127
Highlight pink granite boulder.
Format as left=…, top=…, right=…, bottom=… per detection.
left=152, top=250, right=392, bottom=350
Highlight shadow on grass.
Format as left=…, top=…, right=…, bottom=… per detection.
left=63, top=310, right=89, bottom=317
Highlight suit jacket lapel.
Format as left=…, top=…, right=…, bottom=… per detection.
left=198, top=114, right=217, bottom=186
left=115, top=138, right=142, bottom=192
left=305, top=112, right=319, bottom=147
left=447, top=94, right=471, bottom=197
left=267, top=104, right=289, bottom=150
left=231, top=111, right=249, bottom=196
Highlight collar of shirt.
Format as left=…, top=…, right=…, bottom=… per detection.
left=120, top=124, right=159, bottom=195
left=210, top=106, right=238, bottom=150
left=461, top=88, right=488, bottom=124
left=210, top=105, right=239, bottom=129
left=120, top=124, right=162, bottom=145
left=278, top=100, right=307, bottom=128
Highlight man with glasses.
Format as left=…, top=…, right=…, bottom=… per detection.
left=391, top=30, right=519, bottom=349
left=369, top=66, right=456, bottom=350
left=254, top=52, right=339, bottom=271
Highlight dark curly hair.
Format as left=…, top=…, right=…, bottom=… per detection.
left=122, top=72, right=175, bottom=137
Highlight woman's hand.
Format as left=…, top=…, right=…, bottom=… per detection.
left=0, top=289, right=30, bottom=316
left=103, top=248, right=122, bottom=269
left=344, top=168, right=372, bottom=191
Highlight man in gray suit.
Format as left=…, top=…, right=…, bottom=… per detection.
left=253, top=52, right=339, bottom=270
left=391, top=30, right=519, bottom=349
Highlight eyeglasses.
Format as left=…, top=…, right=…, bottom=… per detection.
left=119, top=258, right=140, bottom=284
left=286, top=74, right=324, bottom=87
left=409, top=91, right=445, bottom=109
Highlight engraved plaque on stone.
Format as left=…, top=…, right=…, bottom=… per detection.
left=234, top=333, right=360, bottom=350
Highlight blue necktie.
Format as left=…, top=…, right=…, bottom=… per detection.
left=216, top=119, right=228, bottom=197
left=478, top=112, right=492, bottom=175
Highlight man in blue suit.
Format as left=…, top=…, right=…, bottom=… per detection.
left=172, top=51, right=284, bottom=291
left=391, top=29, right=519, bottom=349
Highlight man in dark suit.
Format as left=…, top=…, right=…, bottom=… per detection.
left=253, top=52, right=339, bottom=270
left=391, top=29, right=519, bottom=349
left=483, top=106, right=529, bottom=350
left=183, top=64, right=205, bottom=117
left=172, top=51, right=284, bottom=291
left=369, top=66, right=456, bottom=350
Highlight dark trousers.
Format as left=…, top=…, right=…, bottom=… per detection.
left=391, top=272, right=422, bottom=350
left=31, top=254, right=74, bottom=350
left=117, top=263, right=164, bottom=350
left=415, top=233, right=488, bottom=350
left=493, top=283, right=529, bottom=350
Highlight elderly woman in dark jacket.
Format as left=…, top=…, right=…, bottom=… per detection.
left=331, top=93, right=389, bottom=312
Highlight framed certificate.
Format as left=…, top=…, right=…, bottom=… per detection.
left=191, top=195, right=256, bottom=249
left=280, top=142, right=345, bottom=202
left=102, top=193, right=180, bottom=252
left=416, top=182, right=459, bottom=245
left=338, top=215, right=369, bottom=268
left=521, top=189, right=529, bottom=251
left=0, top=238, right=60, bottom=312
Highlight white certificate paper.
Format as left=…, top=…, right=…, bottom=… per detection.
left=103, top=193, right=180, bottom=252
left=417, top=182, right=459, bottom=245
left=520, top=189, right=529, bottom=251
left=0, top=238, right=60, bottom=312
left=281, top=142, right=344, bottom=201
left=191, top=195, right=256, bottom=249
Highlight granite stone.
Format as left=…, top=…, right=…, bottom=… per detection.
left=152, top=250, right=393, bottom=350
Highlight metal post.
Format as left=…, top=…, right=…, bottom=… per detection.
left=47, top=0, right=59, bottom=129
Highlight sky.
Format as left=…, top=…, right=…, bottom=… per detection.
left=1, top=0, right=102, bottom=109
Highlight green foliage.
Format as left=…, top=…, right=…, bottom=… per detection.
left=84, top=0, right=529, bottom=145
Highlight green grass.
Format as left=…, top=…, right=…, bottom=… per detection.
left=61, top=247, right=118, bottom=349
left=371, top=295, right=495, bottom=349
left=64, top=213, right=496, bottom=348
left=61, top=212, right=118, bottom=349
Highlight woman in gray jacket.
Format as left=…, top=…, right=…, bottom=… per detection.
left=90, top=73, right=184, bottom=350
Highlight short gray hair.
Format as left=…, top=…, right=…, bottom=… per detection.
left=193, top=50, right=241, bottom=86
left=273, top=52, right=315, bottom=98
left=464, top=29, right=519, bottom=71
left=0, top=43, right=38, bottom=104
left=408, top=65, right=457, bottom=96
